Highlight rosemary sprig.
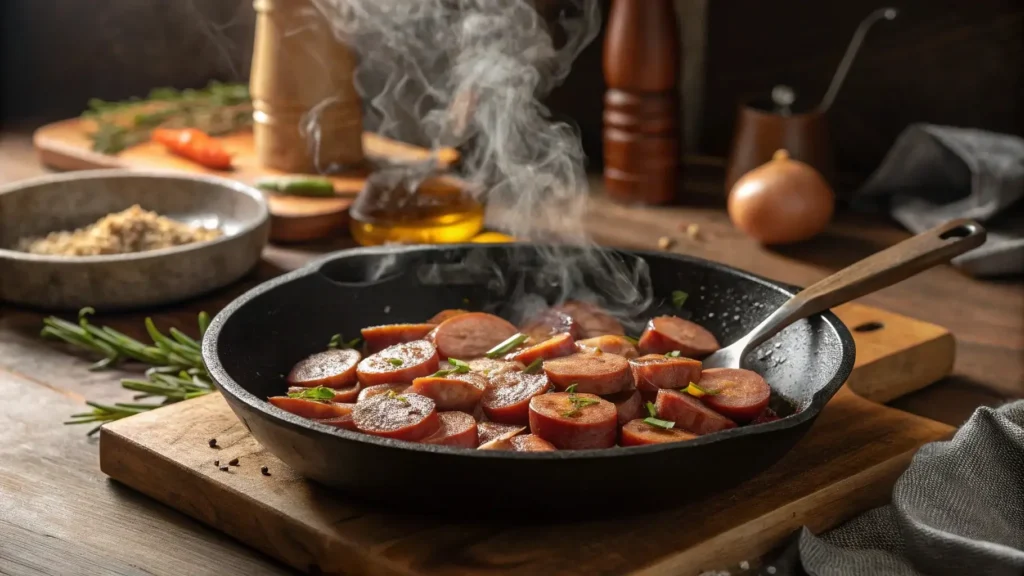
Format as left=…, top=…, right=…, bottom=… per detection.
left=43, top=308, right=214, bottom=434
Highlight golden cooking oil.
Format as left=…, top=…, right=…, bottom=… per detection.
left=349, top=174, right=486, bottom=246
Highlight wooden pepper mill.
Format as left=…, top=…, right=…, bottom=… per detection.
left=602, top=0, right=680, bottom=205
left=250, top=0, right=364, bottom=173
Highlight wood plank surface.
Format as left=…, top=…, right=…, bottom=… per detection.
left=99, top=389, right=953, bottom=576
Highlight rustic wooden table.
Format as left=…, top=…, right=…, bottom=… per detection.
left=1, top=128, right=1021, bottom=575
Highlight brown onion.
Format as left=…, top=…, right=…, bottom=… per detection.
left=727, top=149, right=835, bottom=245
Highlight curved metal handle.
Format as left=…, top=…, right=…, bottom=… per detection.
left=743, top=219, right=986, bottom=350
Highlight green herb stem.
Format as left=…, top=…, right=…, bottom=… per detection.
left=485, top=333, right=528, bottom=358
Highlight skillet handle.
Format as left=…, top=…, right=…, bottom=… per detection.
left=743, top=219, right=986, bottom=350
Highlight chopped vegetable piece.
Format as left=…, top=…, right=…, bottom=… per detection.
left=388, top=358, right=404, bottom=367
left=152, top=128, right=232, bottom=170
left=645, top=401, right=657, bottom=418
left=665, top=350, right=682, bottom=358
left=684, top=382, right=719, bottom=397
left=523, top=358, right=543, bottom=374
left=286, top=386, right=336, bottom=401
left=671, top=290, right=689, bottom=309
left=485, top=332, right=528, bottom=358
left=565, top=383, right=578, bottom=394
left=327, top=334, right=361, bottom=350
left=643, top=416, right=676, bottom=429
left=255, top=176, right=335, bottom=197
left=448, top=358, right=471, bottom=370
left=624, top=335, right=639, bottom=346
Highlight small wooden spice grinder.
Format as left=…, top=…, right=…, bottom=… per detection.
left=602, top=0, right=680, bottom=205
left=250, top=0, right=364, bottom=173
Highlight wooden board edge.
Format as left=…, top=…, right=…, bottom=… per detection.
left=636, top=433, right=951, bottom=576
left=98, top=426, right=413, bottom=576
left=847, top=332, right=955, bottom=404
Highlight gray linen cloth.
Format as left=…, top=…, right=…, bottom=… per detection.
left=853, top=124, right=1024, bottom=277
left=769, top=400, right=1024, bottom=576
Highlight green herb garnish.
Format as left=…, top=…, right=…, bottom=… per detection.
left=287, top=386, right=336, bottom=402
left=683, top=382, right=719, bottom=397
left=385, top=390, right=410, bottom=404
left=388, top=358, right=404, bottom=367
left=485, top=333, right=528, bottom=358
left=645, top=401, right=657, bottom=418
left=523, top=358, right=543, bottom=374
left=327, top=334, right=361, bottom=350
left=671, top=290, right=689, bottom=309
left=255, top=176, right=335, bottom=197
left=448, top=358, right=471, bottom=371
left=561, top=383, right=599, bottom=417
left=624, top=335, right=639, bottom=346
left=665, top=350, right=682, bottom=358
left=565, top=383, right=578, bottom=394
left=643, top=417, right=676, bottom=429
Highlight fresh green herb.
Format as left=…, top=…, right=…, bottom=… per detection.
left=683, top=382, right=719, bottom=397
left=671, top=290, right=689, bottom=309
left=44, top=308, right=214, bottom=434
left=286, top=386, right=336, bottom=401
left=448, top=358, right=471, bottom=370
left=565, top=383, right=578, bottom=394
left=643, top=417, right=676, bottom=429
left=385, top=390, right=410, bottom=404
left=83, top=81, right=252, bottom=154
left=485, top=333, right=528, bottom=358
left=561, top=383, right=599, bottom=417
left=645, top=401, right=657, bottom=418
left=665, top=350, right=682, bottom=358
left=623, top=335, right=639, bottom=346
left=327, top=334, right=361, bottom=350
left=388, top=358, right=404, bottom=367
left=522, top=358, right=543, bottom=374
left=255, top=177, right=336, bottom=197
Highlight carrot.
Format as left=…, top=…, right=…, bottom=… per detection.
left=151, top=128, right=232, bottom=170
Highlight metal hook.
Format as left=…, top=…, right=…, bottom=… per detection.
left=817, top=7, right=899, bottom=113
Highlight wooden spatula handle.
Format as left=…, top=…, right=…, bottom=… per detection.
left=745, top=219, right=986, bottom=350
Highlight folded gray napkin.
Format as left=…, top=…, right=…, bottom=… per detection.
left=853, top=124, right=1024, bottom=277
left=769, top=400, right=1024, bottom=576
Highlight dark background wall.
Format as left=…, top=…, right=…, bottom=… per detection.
left=2, top=0, right=1021, bottom=185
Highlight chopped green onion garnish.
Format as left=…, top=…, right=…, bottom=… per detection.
left=388, top=358, right=404, bottom=367
left=672, top=290, right=688, bottom=309
left=565, top=383, right=578, bottom=394
left=430, top=369, right=454, bottom=377
left=485, top=333, right=528, bottom=358
left=523, top=358, right=543, bottom=374
left=287, top=386, right=336, bottom=401
left=665, top=350, right=681, bottom=358
left=645, top=401, right=657, bottom=418
left=448, top=358, right=471, bottom=370
left=644, top=417, right=675, bottom=429
left=683, top=382, right=718, bottom=397
left=624, top=335, right=639, bottom=346
left=327, top=334, right=341, bottom=349
left=327, top=334, right=361, bottom=350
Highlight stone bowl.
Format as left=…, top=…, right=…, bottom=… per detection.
left=0, top=170, right=269, bottom=310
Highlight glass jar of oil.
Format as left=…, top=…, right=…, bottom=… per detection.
left=349, top=170, right=485, bottom=245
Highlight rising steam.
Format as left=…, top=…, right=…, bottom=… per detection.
left=309, top=0, right=653, bottom=324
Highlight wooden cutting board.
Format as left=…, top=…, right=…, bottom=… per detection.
left=32, top=119, right=459, bottom=243
left=99, top=303, right=955, bottom=576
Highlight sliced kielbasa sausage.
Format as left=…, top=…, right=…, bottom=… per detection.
left=356, top=340, right=439, bottom=386
left=481, top=372, right=551, bottom=425
left=407, top=372, right=488, bottom=412
left=353, top=391, right=440, bottom=441
left=575, top=335, right=639, bottom=359
left=420, top=411, right=479, bottom=448
left=476, top=421, right=526, bottom=446
left=427, top=309, right=470, bottom=324
left=655, top=389, right=737, bottom=435
left=696, top=368, right=771, bottom=423
left=528, top=392, right=618, bottom=450
left=543, top=352, right=632, bottom=395
left=520, top=308, right=581, bottom=343
left=467, top=357, right=523, bottom=376
left=479, top=433, right=556, bottom=452
left=361, top=323, right=436, bottom=353
left=269, top=397, right=356, bottom=420
left=553, top=300, right=625, bottom=338
left=287, top=349, right=361, bottom=389
left=429, top=312, right=519, bottom=359
left=313, top=411, right=358, bottom=431
left=629, top=354, right=703, bottom=398
left=601, top=387, right=645, bottom=426
left=620, top=419, right=697, bottom=446
left=357, top=383, right=409, bottom=403
left=638, top=315, right=720, bottom=358
left=512, top=332, right=576, bottom=366
left=288, top=384, right=361, bottom=404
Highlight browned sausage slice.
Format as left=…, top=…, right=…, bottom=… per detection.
left=427, top=309, right=470, bottom=324
left=420, top=411, right=479, bottom=448
left=467, top=357, right=523, bottom=376
left=528, top=392, right=618, bottom=450
left=655, top=389, right=737, bottom=435
left=429, top=312, right=519, bottom=359
left=356, top=340, right=440, bottom=386
left=511, top=333, right=576, bottom=365
left=629, top=354, right=703, bottom=398
left=357, top=383, right=409, bottom=403
left=520, top=308, right=581, bottom=343
left=575, top=335, right=639, bottom=359
left=542, top=353, right=632, bottom=395
left=269, top=397, right=356, bottom=420
left=553, top=300, right=625, bottom=338
left=638, top=316, right=720, bottom=358
left=601, top=387, right=645, bottom=426
left=407, top=372, right=488, bottom=412
left=480, top=372, right=551, bottom=424
left=313, top=411, right=358, bottom=431
left=353, top=391, right=440, bottom=441
left=361, top=323, right=436, bottom=353
left=476, top=421, right=526, bottom=446
left=620, top=419, right=697, bottom=446
left=287, top=384, right=361, bottom=404
left=287, top=349, right=361, bottom=389
left=479, top=434, right=557, bottom=452
left=697, top=368, right=771, bottom=423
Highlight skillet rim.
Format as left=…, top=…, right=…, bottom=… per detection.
left=202, top=243, right=856, bottom=460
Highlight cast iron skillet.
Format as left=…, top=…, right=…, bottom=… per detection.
left=202, top=243, right=856, bottom=514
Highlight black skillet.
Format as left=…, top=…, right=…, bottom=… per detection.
left=202, top=220, right=984, bottom=515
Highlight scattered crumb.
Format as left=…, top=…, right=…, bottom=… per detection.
left=16, top=205, right=221, bottom=256
left=686, top=223, right=701, bottom=240
left=228, top=458, right=240, bottom=466
left=208, top=438, right=218, bottom=448
left=214, top=460, right=220, bottom=466
left=261, top=466, right=271, bottom=476
left=657, top=236, right=674, bottom=250
left=383, top=305, right=392, bottom=314
left=739, top=561, right=750, bottom=571
left=219, top=466, right=230, bottom=472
